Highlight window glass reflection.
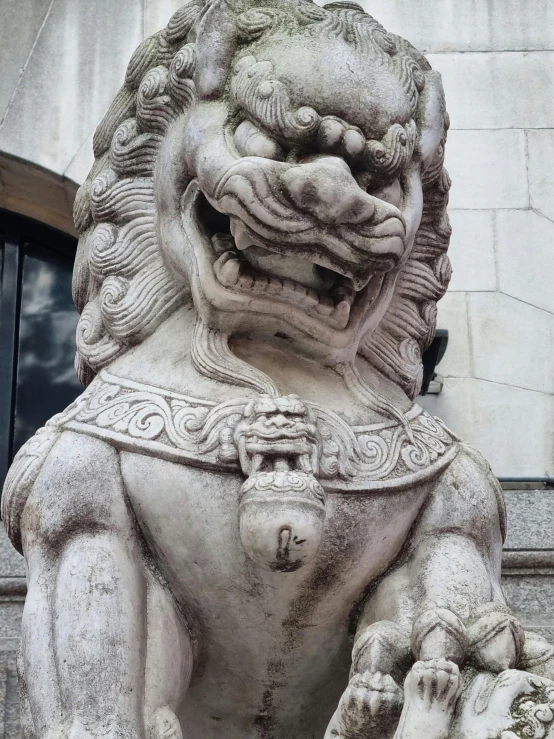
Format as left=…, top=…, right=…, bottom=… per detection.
left=12, top=243, right=82, bottom=456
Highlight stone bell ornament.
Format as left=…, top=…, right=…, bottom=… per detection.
left=235, top=396, right=326, bottom=571
left=3, top=0, right=554, bottom=737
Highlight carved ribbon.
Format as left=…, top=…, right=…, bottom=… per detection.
left=58, top=371, right=459, bottom=492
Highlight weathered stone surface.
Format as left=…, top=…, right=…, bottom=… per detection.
left=435, top=292, right=472, bottom=378
left=2, top=2, right=553, bottom=738
left=63, top=129, right=95, bottom=190
left=349, top=0, right=554, bottom=53
left=468, top=292, right=554, bottom=394
left=144, top=0, right=183, bottom=38
left=0, top=0, right=51, bottom=119
left=0, top=651, right=20, bottom=739
left=447, top=210, right=496, bottom=292
left=429, top=52, right=554, bottom=130
left=0, top=604, right=24, bottom=641
left=421, top=379, right=554, bottom=477
left=504, top=491, right=554, bottom=551
left=445, top=130, right=528, bottom=209
left=496, top=210, right=554, bottom=315
left=504, top=577, right=554, bottom=637
left=0, top=531, right=24, bottom=580
left=528, top=130, right=554, bottom=223
left=0, top=0, right=142, bottom=174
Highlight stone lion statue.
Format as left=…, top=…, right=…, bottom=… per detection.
left=3, top=1, right=554, bottom=738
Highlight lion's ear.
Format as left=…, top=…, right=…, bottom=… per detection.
left=416, top=71, right=447, bottom=172
left=195, top=0, right=240, bottom=98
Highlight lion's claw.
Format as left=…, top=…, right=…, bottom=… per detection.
left=337, top=671, right=403, bottom=738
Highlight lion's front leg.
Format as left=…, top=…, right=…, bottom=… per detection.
left=19, top=432, right=192, bottom=739
left=325, top=448, right=514, bottom=739
left=323, top=620, right=409, bottom=739
left=393, top=659, right=461, bottom=739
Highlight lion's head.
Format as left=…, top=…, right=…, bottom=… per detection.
left=72, top=0, right=451, bottom=399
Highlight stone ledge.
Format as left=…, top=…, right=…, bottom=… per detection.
left=0, top=639, right=19, bottom=654
left=502, top=550, right=554, bottom=576
left=1, top=551, right=552, bottom=594
left=0, top=580, right=26, bottom=600
left=500, top=481, right=554, bottom=491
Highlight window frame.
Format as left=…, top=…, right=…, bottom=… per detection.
left=0, top=209, right=77, bottom=486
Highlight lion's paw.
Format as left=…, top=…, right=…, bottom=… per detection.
left=396, top=659, right=461, bottom=739
left=336, top=671, right=403, bottom=739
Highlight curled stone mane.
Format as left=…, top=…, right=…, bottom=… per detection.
left=360, top=142, right=451, bottom=398
left=72, top=0, right=451, bottom=399
left=72, top=0, right=204, bottom=386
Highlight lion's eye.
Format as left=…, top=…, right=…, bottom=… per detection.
left=234, top=119, right=285, bottom=161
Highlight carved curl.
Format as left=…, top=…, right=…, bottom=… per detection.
left=360, top=164, right=451, bottom=398
left=72, top=7, right=195, bottom=382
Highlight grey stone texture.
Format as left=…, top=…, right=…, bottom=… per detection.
left=0, top=652, right=19, bottom=739
left=2, top=486, right=553, bottom=739
left=428, top=52, right=554, bottom=130
left=353, top=0, right=554, bottom=53
left=504, top=577, right=554, bottom=644
left=0, top=0, right=143, bottom=175
left=0, top=531, right=24, bottom=739
left=504, top=491, right=554, bottom=551
left=0, top=531, right=24, bottom=581
left=0, top=0, right=52, bottom=117
left=502, top=489, right=554, bottom=644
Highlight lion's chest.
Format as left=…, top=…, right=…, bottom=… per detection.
left=121, top=451, right=428, bottom=657
left=117, top=452, right=433, bottom=736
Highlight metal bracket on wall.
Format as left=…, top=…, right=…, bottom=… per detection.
left=0, top=226, right=22, bottom=486
left=420, top=329, right=449, bottom=396
left=426, top=374, right=444, bottom=395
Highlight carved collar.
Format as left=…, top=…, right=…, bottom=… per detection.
left=57, top=371, right=459, bottom=492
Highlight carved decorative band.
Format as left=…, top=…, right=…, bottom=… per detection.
left=59, top=371, right=459, bottom=492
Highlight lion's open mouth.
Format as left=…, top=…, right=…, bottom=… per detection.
left=195, top=192, right=385, bottom=331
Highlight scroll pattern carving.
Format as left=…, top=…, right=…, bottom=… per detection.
left=57, top=372, right=458, bottom=490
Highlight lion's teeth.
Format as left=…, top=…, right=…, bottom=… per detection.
left=215, top=253, right=242, bottom=286
left=290, top=283, right=318, bottom=308
left=333, top=300, right=350, bottom=329
left=315, top=296, right=334, bottom=316
left=332, top=280, right=356, bottom=306
left=214, top=247, right=353, bottom=326
left=211, top=233, right=234, bottom=255
left=250, top=273, right=270, bottom=292
left=265, top=275, right=283, bottom=295
left=304, top=288, right=319, bottom=307
left=233, top=225, right=253, bottom=251
left=238, top=272, right=255, bottom=289
left=221, top=260, right=242, bottom=286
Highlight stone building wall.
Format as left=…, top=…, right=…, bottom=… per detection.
left=381, top=0, right=554, bottom=479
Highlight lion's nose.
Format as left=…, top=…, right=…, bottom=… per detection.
left=267, top=414, right=292, bottom=428
left=281, top=157, right=375, bottom=225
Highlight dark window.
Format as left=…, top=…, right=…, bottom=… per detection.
left=0, top=210, right=82, bottom=486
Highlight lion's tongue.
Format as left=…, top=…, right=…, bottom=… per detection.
left=241, top=246, right=327, bottom=292
left=229, top=220, right=322, bottom=291
left=230, top=221, right=356, bottom=302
